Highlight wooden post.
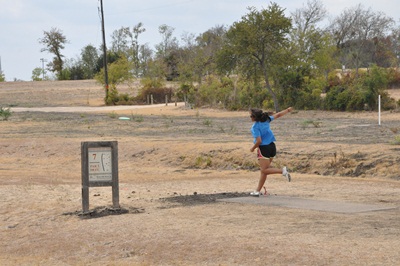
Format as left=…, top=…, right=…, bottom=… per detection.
left=378, top=95, right=381, bottom=126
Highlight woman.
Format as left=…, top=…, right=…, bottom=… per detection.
left=249, top=107, right=292, bottom=196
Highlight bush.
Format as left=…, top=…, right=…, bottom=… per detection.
left=387, top=68, right=400, bottom=89
left=324, top=66, right=396, bottom=111
left=0, top=107, right=12, bottom=121
left=135, top=87, right=174, bottom=104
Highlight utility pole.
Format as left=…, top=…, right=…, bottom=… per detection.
left=100, top=0, right=109, bottom=100
left=40, top=58, right=46, bottom=80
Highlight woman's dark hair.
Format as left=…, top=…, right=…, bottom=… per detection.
left=250, top=108, right=271, bottom=122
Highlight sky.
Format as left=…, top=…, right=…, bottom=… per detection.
left=0, top=0, right=399, bottom=81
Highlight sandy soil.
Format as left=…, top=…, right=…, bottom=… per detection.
left=1, top=80, right=400, bottom=265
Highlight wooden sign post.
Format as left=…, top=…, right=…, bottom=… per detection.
left=81, top=141, right=119, bottom=213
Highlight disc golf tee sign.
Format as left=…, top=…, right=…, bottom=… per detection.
left=89, top=147, right=112, bottom=182
left=81, top=141, right=119, bottom=212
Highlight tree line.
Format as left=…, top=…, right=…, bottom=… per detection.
left=35, top=1, right=400, bottom=111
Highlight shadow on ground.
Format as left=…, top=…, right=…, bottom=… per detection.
left=160, top=192, right=249, bottom=207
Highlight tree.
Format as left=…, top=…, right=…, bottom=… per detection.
left=329, top=5, right=394, bottom=76
left=177, top=25, right=227, bottom=85
left=130, top=23, right=146, bottom=77
left=31, top=67, right=43, bottom=81
left=39, top=27, right=68, bottom=79
left=387, top=26, right=400, bottom=68
left=110, top=23, right=147, bottom=77
left=110, top=27, right=130, bottom=55
left=95, top=57, right=133, bottom=104
left=155, top=24, right=178, bottom=58
left=155, top=24, right=179, bottom=80
left=290, top=0, right=328, bottom=70
left=138, top=43, right=153, bottom=77
left=225, top=4, right=292, bottom=111
left=81, top=44, right=99, bottom=79
left=284, top=0, right=337, bottom=108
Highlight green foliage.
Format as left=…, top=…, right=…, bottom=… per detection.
left=95, top=57, right=133, bottom=105
left=182, top=75, right=272, bottom=110
left=108, top=111, right=118, bottom=119
left=104, top=88, right=135, bottom=105
left=359, top=65, right=388, bottom=109
left=224, top=3, right=292, bottom=111
left=387, top=68, right=400, bottom=88
left=0, top=107, right=12, bottom=121
left=325, top=86, right=364, bottom=111
left=31, top=68, right=44, bottom=81
left=136, top=87, right=173, bottom=104
left=236, top=80, right=270, bottom=110
left=0, top=72, right=5, bottom=82
left=134, top=77, right=172, bottom=104
left=95, top=51, right=121, bottom=73
left=203, top=119, right=213, bottom=127
left=195, top=75, right=233, bottom=107
left=81, top=44, right=99, bottom=79
left=39, top=27, right=68, bottom=78
left=300, top=119, right=322, bottom=129
left=194, top=155, right=212, bottom=168
left=390, top=135, right=400, bottom=145
left=176, top=83, right=194, bottom=102
left=140, top=77, right=164, bottom=90
left=323, top=66, right=396, bottom=111
left=67, top=64, right=85, bottom=80
left=132, top=115, right=144, bottom=122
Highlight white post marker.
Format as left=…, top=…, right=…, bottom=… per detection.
left=378, top=95, right=381, bottom=126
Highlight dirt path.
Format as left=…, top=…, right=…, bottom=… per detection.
left=11, top=102, right=186, bottom=113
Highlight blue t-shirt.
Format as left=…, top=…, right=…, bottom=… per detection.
left=251, top=116, right=275, bottom=145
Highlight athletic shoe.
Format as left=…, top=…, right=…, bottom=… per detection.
left=282, top=166, right=291, bottom=182
left=250, top=191, right=262, bottom=197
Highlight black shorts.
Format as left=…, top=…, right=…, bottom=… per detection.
left=257, top=142, right=276, bottom=159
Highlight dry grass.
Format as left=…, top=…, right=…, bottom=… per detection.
left=0, top=80, right=400, bottom=265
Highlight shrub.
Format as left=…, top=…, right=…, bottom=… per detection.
left=135, top=87, right=174, bottom=104
left=387, top=68, right=400, bottom=89
left=0, top=107, right=12, bottom=121
left=390, top=135, right=400, bottom=145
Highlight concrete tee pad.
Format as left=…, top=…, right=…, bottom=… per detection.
left=218, top=195, right=397, bottom=214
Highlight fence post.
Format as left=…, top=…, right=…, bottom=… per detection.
left=378, top=95, right=381, bottom=126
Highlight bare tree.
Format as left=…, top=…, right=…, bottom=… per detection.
left=110, top=27, right=130, bottom=55
left=290, top=0, right=330, bottom=71
left=291, top=0, right=327, bottom=36
left=110, top=23, right=147, bottom=77
left=155, top=25, right=179, bottom=57
left=155, top=25, right=179, bottom=80
left=329, top=4, right=394, bottom=76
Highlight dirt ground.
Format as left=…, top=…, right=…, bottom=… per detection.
left=1, top=80, right=400, bottom=265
